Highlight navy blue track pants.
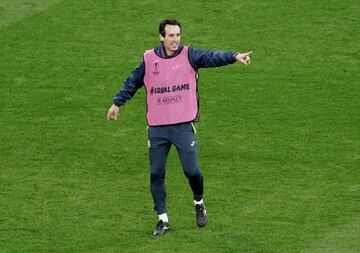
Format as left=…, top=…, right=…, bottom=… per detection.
left=147, top=122, right=204, bottom=215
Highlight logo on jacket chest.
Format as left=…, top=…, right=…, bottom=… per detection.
left=152, top=61, right=183, bottom=75
left=153, top=62, right=160, bottom=75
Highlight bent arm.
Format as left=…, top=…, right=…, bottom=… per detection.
left=113, top=61, right=145, bottom=107
left=107, top=61, right=145, bottom=121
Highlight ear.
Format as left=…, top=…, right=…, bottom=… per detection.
left=159, top=34, right=164, bottom=42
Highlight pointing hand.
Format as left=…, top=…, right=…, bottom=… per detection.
left=235, top=51, right=252, bottom=65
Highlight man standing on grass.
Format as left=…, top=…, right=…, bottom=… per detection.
left=107, top=19, right=251, bottom=236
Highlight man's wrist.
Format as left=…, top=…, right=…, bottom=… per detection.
left=233, top=52, right=239, bottom=60
left=113, top=102, right=121, bottom=107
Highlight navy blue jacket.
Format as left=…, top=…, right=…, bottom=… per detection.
left=113, top=43, right=237, bottom=107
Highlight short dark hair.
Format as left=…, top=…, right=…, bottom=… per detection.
left=159, top=19, right=181, bottom=37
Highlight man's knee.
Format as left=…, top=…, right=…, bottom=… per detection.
left=150, top=171, right=165, bottom=182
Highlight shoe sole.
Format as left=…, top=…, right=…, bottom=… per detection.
left=197, top=219, right=207, bottom=228
left=153, top=226, right=170, bottom=236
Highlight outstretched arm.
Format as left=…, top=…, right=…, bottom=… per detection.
left=189, top=46, right=252, bottom=70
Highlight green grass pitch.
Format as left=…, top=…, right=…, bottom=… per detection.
left=0, top=0, right=359, bottom=252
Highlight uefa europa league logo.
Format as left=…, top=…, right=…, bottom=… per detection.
left=153, top=62, right=160, bottom=75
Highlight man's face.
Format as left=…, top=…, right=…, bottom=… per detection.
left=160, top=25, right=181, bottom=54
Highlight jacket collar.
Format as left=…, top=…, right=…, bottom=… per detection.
left=155, top=42, right=184, bottom=58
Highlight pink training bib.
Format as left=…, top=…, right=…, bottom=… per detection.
left=143, top=46, right=198, bottom=126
